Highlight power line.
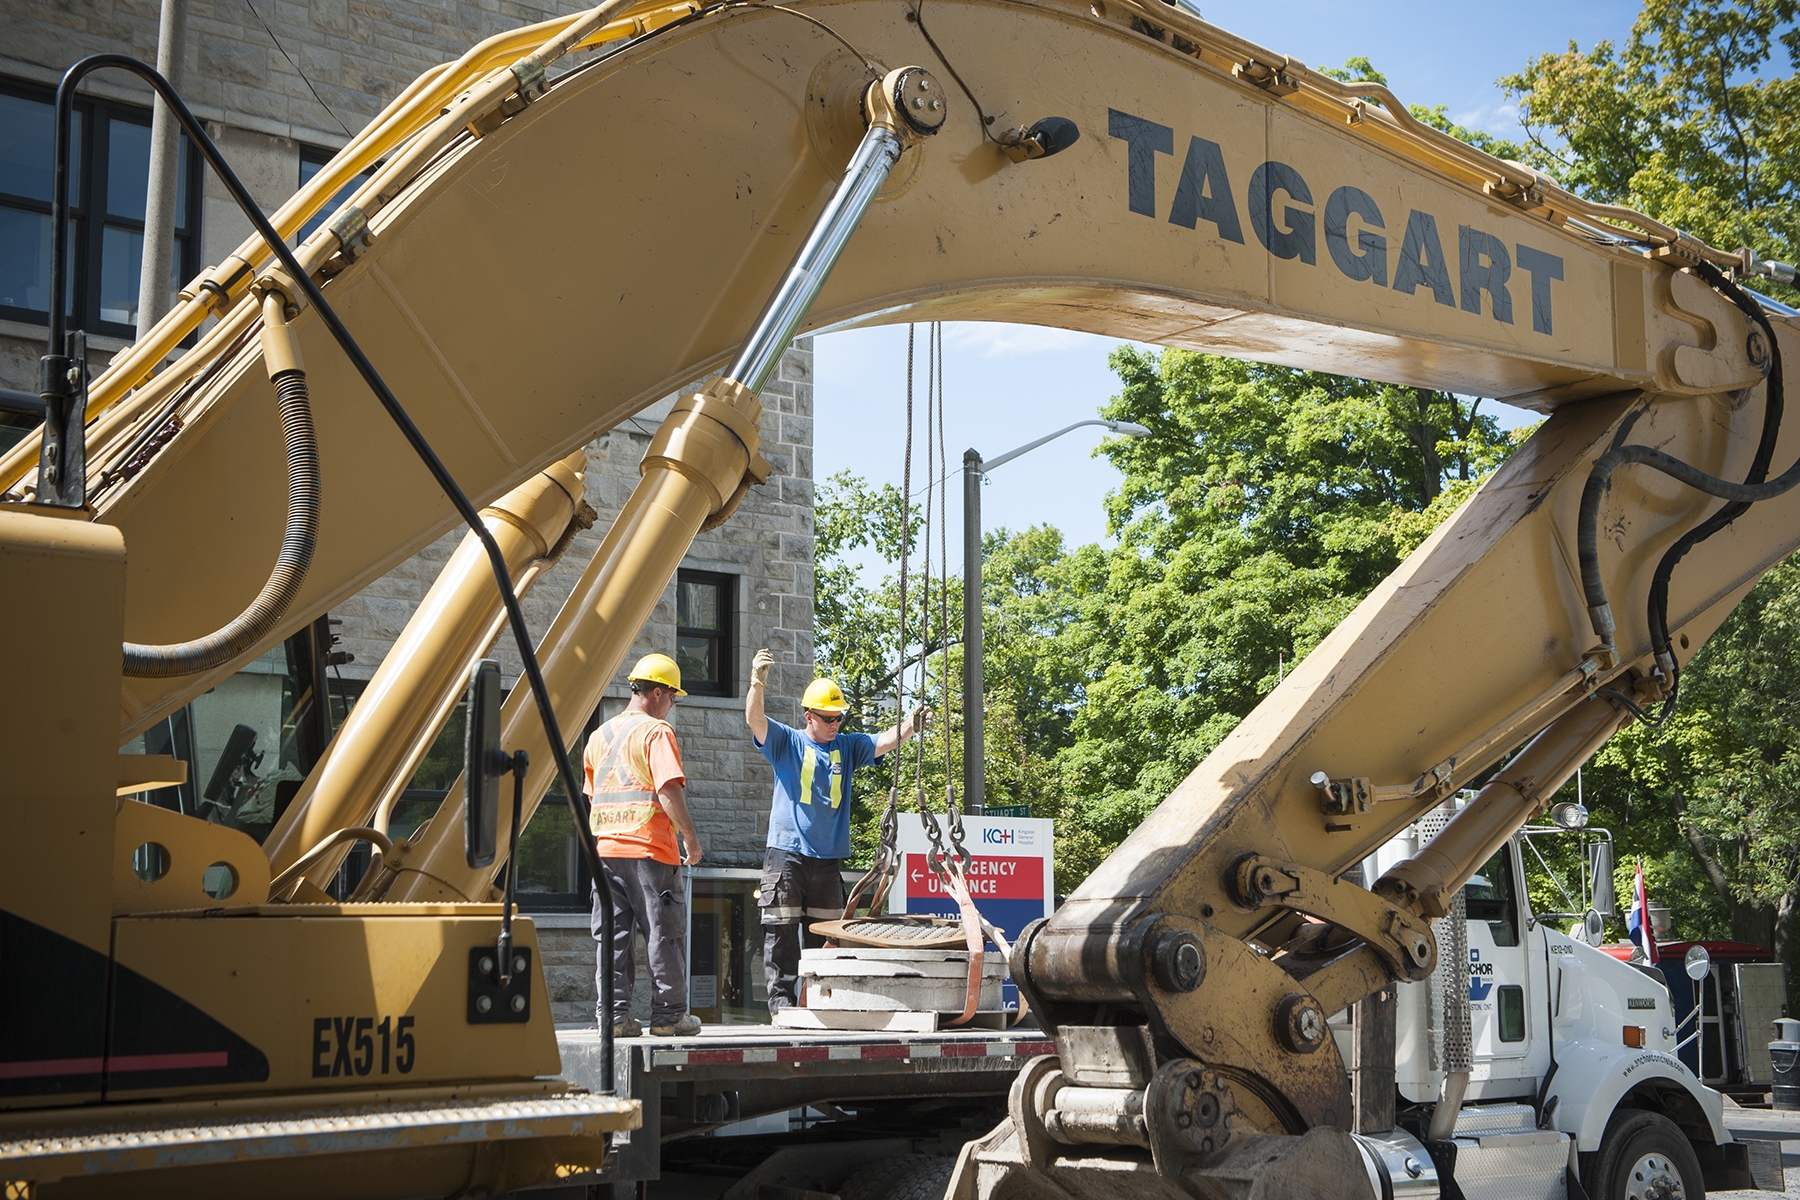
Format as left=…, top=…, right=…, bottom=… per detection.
left=243, top=0, right=354, bottom=137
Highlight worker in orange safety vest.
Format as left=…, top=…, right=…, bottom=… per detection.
left=586, top=653, right=705, bottom=1038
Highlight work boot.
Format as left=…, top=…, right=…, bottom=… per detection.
left=650, top=1013, right=702, bottom=1037
left=611, top=1016, right=643, bottom=1038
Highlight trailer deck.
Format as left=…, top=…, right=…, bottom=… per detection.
left=557, top=1025, right=1052, bottom=1184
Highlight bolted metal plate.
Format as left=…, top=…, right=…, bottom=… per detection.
left=1451, top=1102, right=1538, bottom=1137
left=1450, top=1131, right=1572, bottom=1200
left=468, top=945, right=532, bottom=1024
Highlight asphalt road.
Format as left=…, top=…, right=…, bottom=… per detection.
left=1713, top=1106, right=1800, bottom=1199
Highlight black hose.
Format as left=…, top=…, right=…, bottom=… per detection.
left=60, top=50, right=614, bottom=1092
left=1577, top=263, right=1787, bottom=704
left=123, top=368, right=320, bottom=677
left=1641, top=263, right=1785, bottom=675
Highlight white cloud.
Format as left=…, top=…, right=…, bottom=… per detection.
left=940, top=321, right=1119, bottom=359
left=1450, top=101, right=1525, bottom=142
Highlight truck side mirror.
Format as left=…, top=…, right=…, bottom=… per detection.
left=1684, top=943, right=1711, bottom=982
left=464, top=658, right=503, bottom=869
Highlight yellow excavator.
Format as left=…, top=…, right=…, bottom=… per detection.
left=1, top=0, right=1795, bottom=1195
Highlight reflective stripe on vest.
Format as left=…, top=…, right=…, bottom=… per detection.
left=797, top=745, right=844, bottom=809
left=588, top=712, right=660, bottom=837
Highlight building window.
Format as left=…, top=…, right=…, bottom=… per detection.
left=297, top=146, right=371, bottom=243
left=0, top=80, right=202, bottom=336
left=675, top=570, right=735, bottom=697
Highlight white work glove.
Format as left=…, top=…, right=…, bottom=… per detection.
left=751, top=647, right=774, bottom=688
left=902, top=705, right=931, bottom=740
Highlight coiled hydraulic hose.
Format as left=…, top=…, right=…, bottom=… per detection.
left=1578, top=260, right=1787, bottom=710
left=122, top=292, right=320, bottom=677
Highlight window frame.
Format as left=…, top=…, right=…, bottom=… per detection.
left=297, top=144, right=372, bottom=244
left=0, top=77, right=203, bottom=339
left=1496, top=984, right=1526, bottom=1042
left=1463, top=842, right=1522, bottom=948
left=675, top=568, right=737, bottom=698
left=517, top=701, right=605, bottom=914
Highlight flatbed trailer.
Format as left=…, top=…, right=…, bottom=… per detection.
left=555, top=1026, right=1054, bottom=1188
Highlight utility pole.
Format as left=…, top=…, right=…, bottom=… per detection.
left=137, top=0, right=189, bottom=339
left=962, top=448, right=984, bottom=814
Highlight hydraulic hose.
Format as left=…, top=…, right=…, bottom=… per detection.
left=122, top=293, right=320, bottom=677
left=1578, top=261, right=1787, bottom=692
left=269, top=826, right=393, bottom=901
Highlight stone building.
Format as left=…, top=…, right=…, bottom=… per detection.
left=0, top=0, right=816, bottom=1024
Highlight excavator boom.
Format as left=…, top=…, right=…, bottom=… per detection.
left=1, top=1, right=1793, bottom=1196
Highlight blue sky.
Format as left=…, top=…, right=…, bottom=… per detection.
left=813, top=1, right=1643, bottom=560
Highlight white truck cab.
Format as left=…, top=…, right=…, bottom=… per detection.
left=1339, top=803, right=1778, bottom=1199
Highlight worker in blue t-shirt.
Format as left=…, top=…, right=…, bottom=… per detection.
left=745, top=647, right=927, bottom=1013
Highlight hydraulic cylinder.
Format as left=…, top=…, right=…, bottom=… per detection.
left=262, top=451, right=589, bottom=887
left=1376, top=694, right=1628, bottom=918
left=380, top=66, right=945, bottom=902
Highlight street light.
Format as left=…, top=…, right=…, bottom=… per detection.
left=962, top=418, right=1152, bottom=813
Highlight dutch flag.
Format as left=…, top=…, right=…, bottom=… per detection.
left=1626, top=856, right=1659, bottom=966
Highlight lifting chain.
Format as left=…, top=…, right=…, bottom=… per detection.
left=844, top=323, right=922, bottom=921
left=828, top=324, right=1025, bottom=1025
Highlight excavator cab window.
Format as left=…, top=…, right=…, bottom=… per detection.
left=1462, top=844, right=1521, bottom=948
left=119, top=616, right=362, bottom=848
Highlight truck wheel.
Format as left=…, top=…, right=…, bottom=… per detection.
left=1587, top=1111, right=1705, bottom=1200
left=838, top=1155, right=955, bottom=1200
left=886, top=1158, right=954, bottom=1200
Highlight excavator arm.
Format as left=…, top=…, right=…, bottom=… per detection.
left=7, top=0, right=1764, bottom=741
left=2, top=0, right=1795, bottom=1196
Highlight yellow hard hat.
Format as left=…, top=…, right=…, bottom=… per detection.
left=628, top=653, right=687, bottom=696
left=801, top=678, right=849, bottom=714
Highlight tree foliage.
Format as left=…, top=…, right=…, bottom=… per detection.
left=1574, top=560, right=1800, bottom=965
left=813, top=353, right=1511, bottom=889
left=1053, top=351, right=1512, bottom=863
left=812, top=4, right=1800, bottom=979
left=1485, top=0, right=1800, bottom=980
left=1503, top=0, right=1800, bottom=302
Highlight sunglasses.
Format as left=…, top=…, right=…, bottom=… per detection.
left=807, top=711, right=845, bottom=724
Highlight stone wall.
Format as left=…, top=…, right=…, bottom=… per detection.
left=0, top=0, right=594, bottom=145
left=331, top=348, right=817, bottom=870
left=0, top=0, right=601, bottom=390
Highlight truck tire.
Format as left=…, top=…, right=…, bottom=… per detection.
left=888, top=1158, right=955, bottom=1200
left=1586, top=1110, right=1706, bottom=1200
left=838, top=1155, right=955, bottom=1200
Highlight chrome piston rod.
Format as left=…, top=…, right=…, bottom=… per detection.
left=727, top=66, right=945, bottom=392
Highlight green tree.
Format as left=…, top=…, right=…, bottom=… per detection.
left=1493, top=0, right=1800, bottom=978
left=814, top=351, right=1517, bottom=891
left=1049, top=349, right=1515, bottom=880
left=812, top=469, right=969, bottom=870
left=979, top=526, right=1113, bottom=884
left=1502, top=0, right=1800, bottom=302
left=1578, top=559, right=1800, bottom=974
left=813, top=470, right=928, bottom=720
left=813, top=473, right=1109, bottom=884
left=1323, top=57, right=1528, bottom=162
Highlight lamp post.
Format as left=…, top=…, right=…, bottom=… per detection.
left=962, top=418, right=1151, bottom=813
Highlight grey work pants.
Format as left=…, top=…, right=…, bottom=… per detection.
left=759, top=848, right=844, bottom=1012
left=593, top=857, right=688, bottom=1025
